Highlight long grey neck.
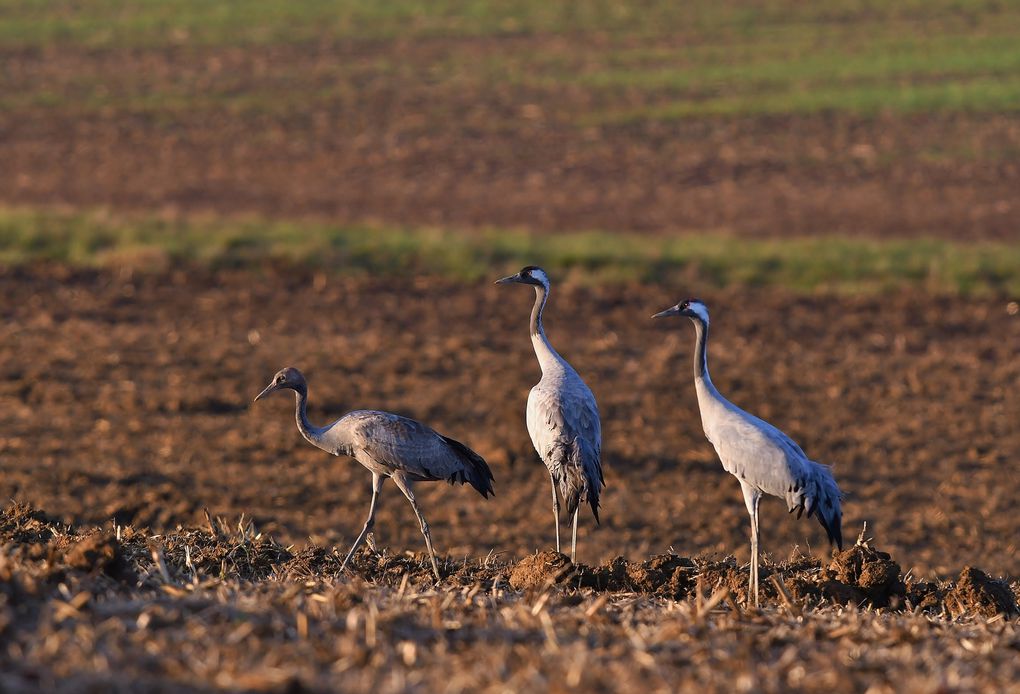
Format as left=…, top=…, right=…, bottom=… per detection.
left=530, top=284, right=566, bottom=375
left=292, top=384, right=326, bottom=447
left=529, top=283, right=547, bottom=336
left=691, top=317, right=720, bottom=397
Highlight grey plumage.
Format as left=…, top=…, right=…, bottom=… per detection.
left=497, top=266, right=604, bottom=561
left=653, top=299, right=843, bottom=606
left=254, top=367, right=494, bottom=581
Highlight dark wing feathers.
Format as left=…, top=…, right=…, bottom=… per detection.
left=439, top=434, right=495, bottom=498
left=339, top=411, right=494, bottom=498
left=710, top=413, right=843, bottom=550
left=527, top=383, right=603, bottom=523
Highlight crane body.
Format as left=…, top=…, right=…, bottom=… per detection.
left=653, top=299, right=843, bottom=605
left=254, top=367, right=494, bottom=581
left=497, top=266, right=604, bottom=561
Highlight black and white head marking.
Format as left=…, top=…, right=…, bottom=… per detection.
left=680, top=298, right=710, bottom=326
left=519, top=265, right=550, bottom=289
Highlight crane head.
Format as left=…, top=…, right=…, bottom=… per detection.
left=254, top=367, right=306, bottom=402
left=494, top=265, right=550, bottom=289
left=652, top=298, right=709, bottom=324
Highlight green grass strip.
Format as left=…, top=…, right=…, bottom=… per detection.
left=1, top=0, right=1015, bottom=48
left=0, top=207, right=1016, bottom=295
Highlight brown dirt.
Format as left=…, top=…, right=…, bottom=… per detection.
left=2, top=268, right=1017, bottom=580
left=825, top=543, right=905, bottom=608
left=1, top=267, right=1018, bottom=690
left=944, top=567, right=1020, bottom=619
left=1, top=504, right=1017, bottom=691
left=63, top=531, right=121, bottom=573
left=5, top=502, right=1013, bottom=613
left=509, top=550, right=575, bottom=591
left=2, top=42, right=1019, bottom=239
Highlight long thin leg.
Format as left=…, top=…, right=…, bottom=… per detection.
left=392, top=475, right=441, bottom=582
left=751, top=493, right=761, bottom=607
left=739, top=481, right=762, bottom=608
left=549, top=474, right=561, bottom=554
left=570, top=508, right=579, bottom=562
left=339, top=473, right=385, bottom=574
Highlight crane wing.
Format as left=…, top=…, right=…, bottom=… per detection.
left=707, top=413, right=811, bottom=505
left=338, top=411, right=494, bottom=496
left=527, top=383, right=601, bottom=470
left=527, top=379, right=604, bottom=518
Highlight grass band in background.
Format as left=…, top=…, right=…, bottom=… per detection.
left=0, top=208, right=1016, bottom=295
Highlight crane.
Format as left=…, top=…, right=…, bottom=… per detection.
left=254, top=367, right=494, bottom=582
left=653, top=299, right=843, bottom=606
left=496, top=266, right=604, bottom=562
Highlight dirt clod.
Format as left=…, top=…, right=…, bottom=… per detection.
left=626, top=554, right=696, bottom=597
left=63, top=532, right=121, bottom=574
left=827, top=544, right=905, bottom=607
left=943, top=567, right=1020, bottom=618
left=509, top=551, right=574, bottom=591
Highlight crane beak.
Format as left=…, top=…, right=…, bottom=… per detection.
left=652, top=306, right=680, bottom=319
left=253, top=382, right=280, bottom=402
left=494, top=273, right=522, bottom=285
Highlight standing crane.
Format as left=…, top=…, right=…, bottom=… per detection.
left=496, top=266, right=604, bottom=562
left=652, top=299, right=843, bottom=606
left=254, top=367, right=494, bottom=582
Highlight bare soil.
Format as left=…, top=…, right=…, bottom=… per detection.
left=1, top=501, right=1017, bottom=692
left=1, top=268, right=1018, bottom=690
left=1, top=267, right=1017, bottom=578
left=2, top=42, right=1019, bottom=239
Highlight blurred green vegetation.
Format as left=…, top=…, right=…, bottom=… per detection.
left=1, top=2, right=1016, bottom=288
left=1, top=208, right=1016, bottom=295
left=0, top=0, right=1014, bottom=46
left=2, top=0, right=1019, bottom=118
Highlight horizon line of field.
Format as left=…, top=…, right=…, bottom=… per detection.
left=1, top=207, right=1017, bottom=295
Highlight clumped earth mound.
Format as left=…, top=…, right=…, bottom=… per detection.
left=0, top=502, right=1018, bottom=691
left=504, top=540, right=1014, bottom=615
left=63, top=531, right=122, bottom=574
left=3, top=503, right=1014, bottom=617
left=944, top=567, right=1020, bottom=618
left=824, top=542, right=906, bottom=607
left=509, top=550, right=575, bottom=590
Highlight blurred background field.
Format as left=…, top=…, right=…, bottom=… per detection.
left=2, top=208, right=1019, bottom=292
left=2, top=0, right=1019, bottom=261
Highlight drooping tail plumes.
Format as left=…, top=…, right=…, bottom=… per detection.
left=805, top=461, right=843, bottom=550
left=441, top=435, right=495, bottom=498
left=560, top=437, right=602, bottom=523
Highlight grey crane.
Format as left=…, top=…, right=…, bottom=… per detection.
left=254, top=367, right=494, bottom=581
left=653, top=299, right=843, bottom=606
left=496, top=266, right=604, bottom=561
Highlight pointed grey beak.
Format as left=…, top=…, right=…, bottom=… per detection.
left=495, top=273, right=521, bottom=285
left=652, top=306, right=681, bottom=319
left=254, top=382, right=280, bottom=402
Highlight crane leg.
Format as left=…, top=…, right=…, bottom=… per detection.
left=339, top=473, right=385, bottom=574
left=393, top=475, right=442, bottom=582
left=549, top=475, right=561, bottom=554
left=740, top=481, right=762, bottom=608
left=751, top=493, right=761, bottom=607
left=570, top=508, right=579, bottom=562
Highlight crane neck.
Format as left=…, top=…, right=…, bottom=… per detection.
left=292, top=384, right=327, bottom=448
left=691, top=316, right=717, bottom=391
left=529, top=283, right=566, bottom=375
